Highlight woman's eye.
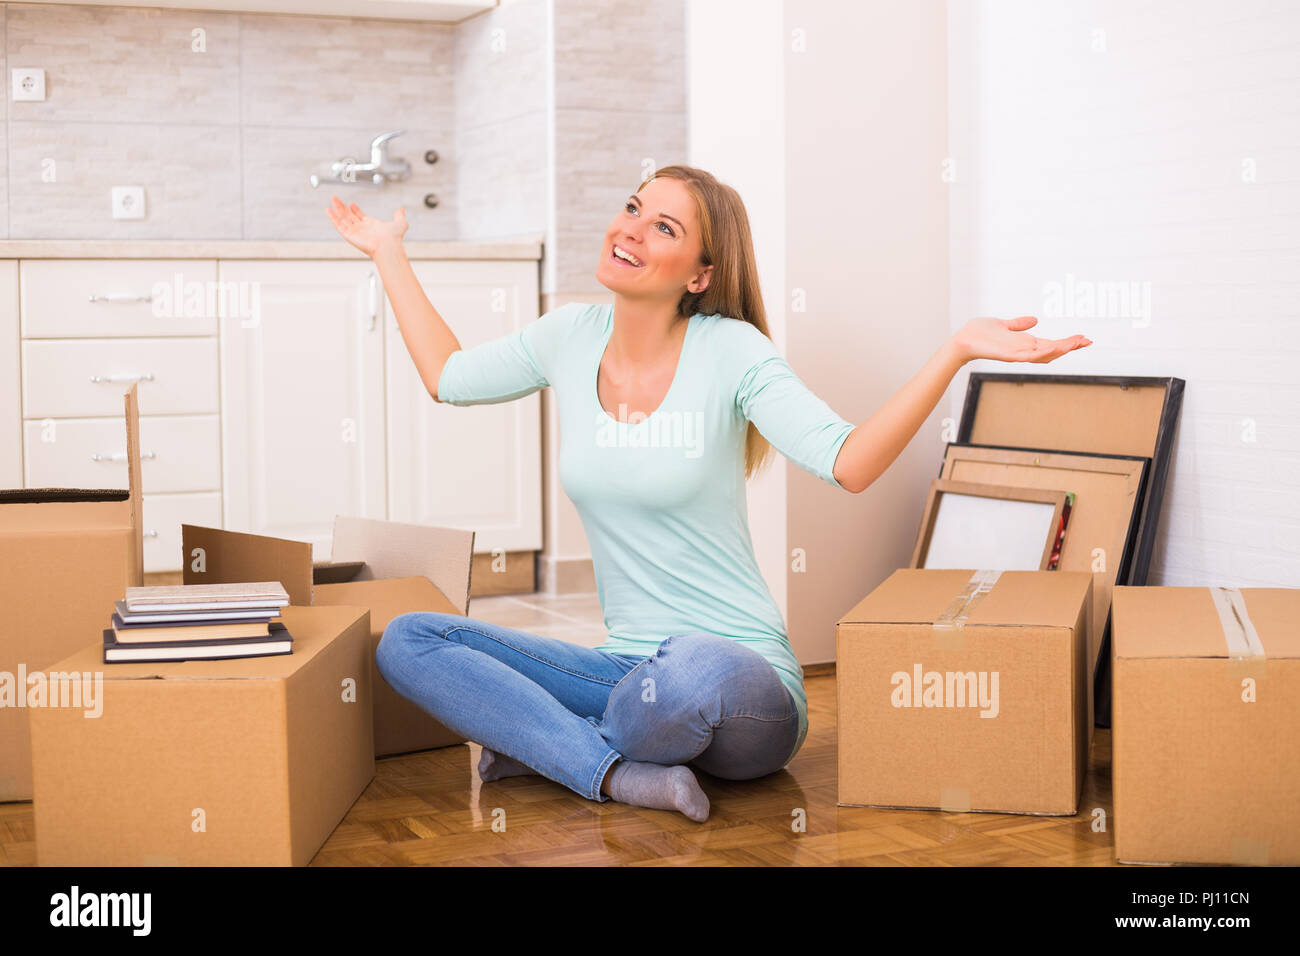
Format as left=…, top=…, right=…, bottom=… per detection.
left=625, top=202, right=674, bottom=237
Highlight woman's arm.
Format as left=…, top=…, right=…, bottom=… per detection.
left=326, top=197, right=462, bottom=401
left=831, top=315, right=1092, bottom=494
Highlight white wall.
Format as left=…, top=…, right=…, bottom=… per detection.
left=948, top=0, right=1300, bottom=585
left=688, top=0, right=951, bottom=665
left=686, top=0, right=789, bottom=615
left=783, top=0, right=952, bottom=663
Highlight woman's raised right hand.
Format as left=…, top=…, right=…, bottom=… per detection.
left=326, top=196, right=408, bottom=258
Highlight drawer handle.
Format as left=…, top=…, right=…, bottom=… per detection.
left=88, top=293, right=154, bottom=304
left=91, top=450, right=157, bottom=462
left=89, top=373, right=156, bottom=384
left=368, top=272, right=379, bottom=331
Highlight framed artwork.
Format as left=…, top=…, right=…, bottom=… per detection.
left=910, top=479, right=1072, bottom=572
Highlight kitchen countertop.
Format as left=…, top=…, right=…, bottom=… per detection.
left=0, top=237, right=544, bottom=260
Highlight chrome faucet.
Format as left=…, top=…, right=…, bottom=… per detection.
left=310, top=130, right=412, bottom=188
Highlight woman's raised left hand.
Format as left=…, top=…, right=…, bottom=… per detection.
left=950, top=316, right=1092, bottom=365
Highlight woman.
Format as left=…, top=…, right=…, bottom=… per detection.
left=326, top=165, right=1090, bottom=823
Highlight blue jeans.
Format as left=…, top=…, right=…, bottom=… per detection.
left=376, top=612, right=801, bottom=803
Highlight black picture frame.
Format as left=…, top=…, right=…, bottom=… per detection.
left=954, top=373, right=1185, bottom=726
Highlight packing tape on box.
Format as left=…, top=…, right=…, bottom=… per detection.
left=1209, top=586, right=1266, bottom=660
left=932, top=569, right=1002, bottom=651
left=939, top=786, right=972, bottom=813
left=1230, top=837, right=1270, bottom=866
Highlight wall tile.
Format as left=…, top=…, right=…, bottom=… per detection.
left=455, top=109, right=547, bottom=240
left=552, top=0, right=685, bottom=114
left=239, top=12, right=453, bottom=130
left=1, top=5, right=8, bottom=238
left=454, top=0, right=547, bottom=130
left=6, top=2, right=240, bottom=125
left=8, top=120, right=240, bottom=238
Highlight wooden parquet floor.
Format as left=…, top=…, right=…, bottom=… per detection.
left=0, top=671, right=1120, bottom=866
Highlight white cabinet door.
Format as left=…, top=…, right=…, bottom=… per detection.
left=219, top=260, right=386, bottom=560
left=386, top=260, right=541, bottom=554
left=0, top=262, right=18, bottom=488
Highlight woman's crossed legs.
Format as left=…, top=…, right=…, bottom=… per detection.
left=375, top=611, right=799, bottom=821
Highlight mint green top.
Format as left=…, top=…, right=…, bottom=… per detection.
left=436, top=301, right=855, bottom=757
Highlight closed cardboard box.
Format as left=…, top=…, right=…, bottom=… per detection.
left=1112, top=585, right=1299, bottom=865
left=0, top=384, right=143, bottom=802
left=29, top=604, right=374, bottom=866
left=182, top=517, right=474, bottom=757
left=837, top=568, right=1093, bottom=815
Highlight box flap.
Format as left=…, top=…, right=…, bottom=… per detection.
left=312, top=560, right=365, bottom=584
left=314, top=575, right=461, bottom=637
left=124, top=382, right=144, bottom=587
left=182, top=524, right=314, bottom=607
left=42, top=604, right=367, bottom=679
left=1112, top=585, right=1300, bottom=659
left=0, top=385, right=143, bottom=590
left=329, top=516, right=475, bottom=616
left=0, top=497, right=133, bottom=532
left=0, top=488, right=129, bottom=504
left=837, top=568, right=1092, bottom=629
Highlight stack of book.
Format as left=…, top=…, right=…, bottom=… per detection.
left=103, top=582, right=293, bottom=663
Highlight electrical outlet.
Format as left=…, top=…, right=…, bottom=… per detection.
left=111, top=186, right=146, bottom=220
left=12, top=68, right=46, bottom=102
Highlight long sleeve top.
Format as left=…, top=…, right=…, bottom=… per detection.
left=436, top=301, right=855, bottom=757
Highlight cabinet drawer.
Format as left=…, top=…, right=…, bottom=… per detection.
left=22, top=338, right=218, bottom=418
left=142, top=492, right=223, bottom=573
left=24, top=415, right=220, bottom=493
left=21, top=259, right=219, bottom=337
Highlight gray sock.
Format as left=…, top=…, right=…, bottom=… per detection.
left=605, top=760, right=710, bottom=822
left=478, top=747, right=537, bottom=782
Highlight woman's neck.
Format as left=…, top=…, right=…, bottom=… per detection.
left=608, top=296, right=690, bottom=368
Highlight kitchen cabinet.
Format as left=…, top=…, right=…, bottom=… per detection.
left=387, top=260, right=543, bottom=555
left=4, top=247, right=543, bottom=573
left=219, top=259, right=388, bottom=560
left=26, top=1, right=493, bottom=23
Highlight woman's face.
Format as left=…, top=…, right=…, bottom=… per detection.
left=596, top=177, right=710, bottom=300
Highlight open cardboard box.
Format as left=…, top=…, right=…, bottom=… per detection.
left=30, top=603, right=374, bottom=866
left=182, top=516, right=475, bottom=756
left=0, top=383, right=144, bottom=802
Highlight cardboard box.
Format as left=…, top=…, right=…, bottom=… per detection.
left=1112, top=585, right=1299, bottom=865
left=0, top=384, right=144, bottom=802
left=182, top=517, right=474, bottom=756
left=837, top=568, right=1094, bottom=815
left=29, top=604, right=374, bottom=866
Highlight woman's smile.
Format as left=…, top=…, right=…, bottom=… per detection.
left=610, top=243, right=645, bottom=268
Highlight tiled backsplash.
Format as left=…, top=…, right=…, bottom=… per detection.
left=1, top=0, right=685, bottom=293
left=1, top=1, right=541, bottom=242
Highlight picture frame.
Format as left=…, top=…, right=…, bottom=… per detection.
left=910, top=478, right=1071, bottom=572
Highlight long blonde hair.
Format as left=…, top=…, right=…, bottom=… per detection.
left=638, top=164, right=775, bottom=480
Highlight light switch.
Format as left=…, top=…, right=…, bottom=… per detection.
left=12, top=67, right=46, bottom=102
left=112, top=186, right=146, bottom=220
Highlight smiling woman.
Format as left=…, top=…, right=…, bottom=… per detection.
left=326, top=163, right=1090, bottom=824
